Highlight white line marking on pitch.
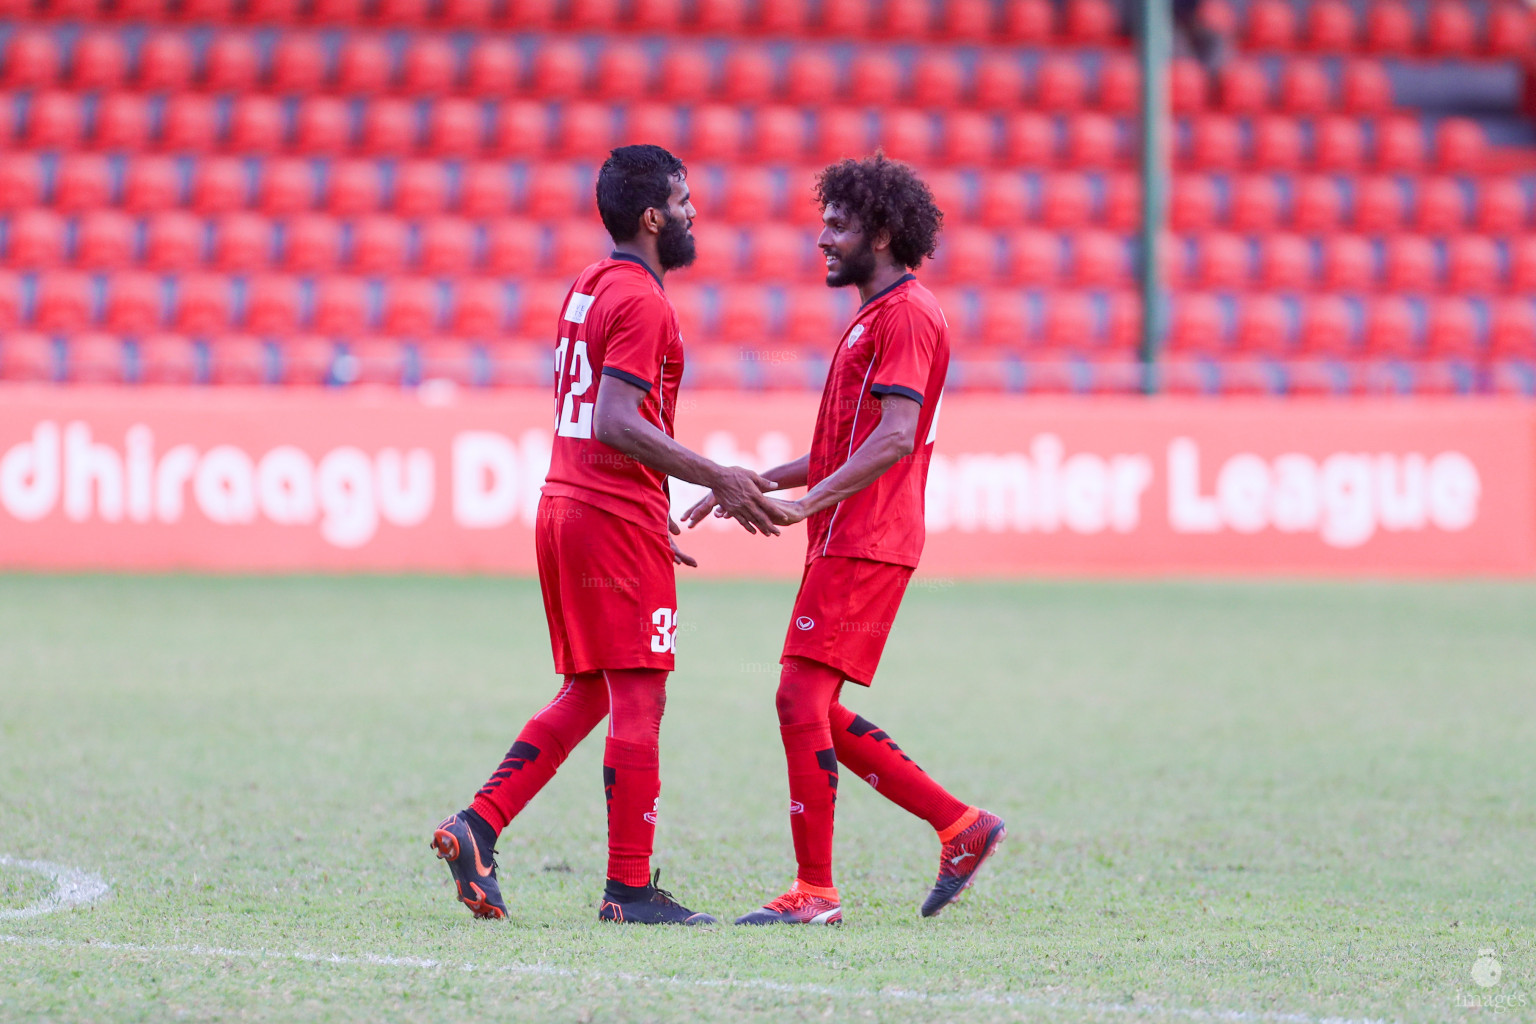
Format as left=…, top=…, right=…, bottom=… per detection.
left=0, top=856, right=110, bottom=920
left=0, top=931, right=1388, bottom=1024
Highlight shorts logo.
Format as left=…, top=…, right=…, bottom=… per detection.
left=846, top=324, right=865, bottom=348
left=789, top=800, right=805, bottom=814
left=795, top=615, right=815, bottom=630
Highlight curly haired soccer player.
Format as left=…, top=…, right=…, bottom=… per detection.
left=686, top=154, right=1006, bottom=926
left=432, top=144, right=787, bottom=926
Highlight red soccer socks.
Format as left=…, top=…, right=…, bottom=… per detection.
left=780, top=720, right=840, bottom=889
left=827, top=702, right=970, bottom=836
left=603, top=736, right=661, bottom=887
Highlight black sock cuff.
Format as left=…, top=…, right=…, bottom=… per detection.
left=462, top=807, right=497, bottom=851
left=603, top=878, right=652, bottom=901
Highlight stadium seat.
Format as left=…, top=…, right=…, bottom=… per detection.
left=0, top=270, right=27, bottom=333
left=1339, top=60, right=1393, bottom=115
left=382, top=278, right=438, bottom=336
left=0, top=157, right=43, bottom=212
left=193, top=158, right=248, bottom=215
left=312, top=276, right=369, bottom=335
left=0, top=331, right=54, bottom=382
left=395, top=160, right=449, bottom=217
left=105, top=271, right=163, bottom=334
left=555, top=100, right=615, bottom=157
left=214, top=213, right=273, bottom=271
left=417, top=98, right=489, bottom=160
left=1299, top=294, right=1354, bottom=357
left=160, top=94, right=219, bottom=153
left=94, top=93, right=152, bottom=152
left=122, top=157, right=179, bottom=213
left=618, top=103, right=681, bottom=153
left=714, top=284, right=769, bottom=343
left=720, top=47, right=774, bottom=105
left=71, top=30, right=128, bottom=90
left=929, top=226, right=994, bottom=284
left=1509, top=237, right=1536, bottom=292
left=1374, top=115, right=1425, bottom=172
left=7, top=210, right=67, bottom=268
left=418, top=217, right=476, bottom=275
left=719, top=166, right=776, bottom=224
left=1072, top=231, right=1128, bottom=287
left=876, top=109, right=933, bottom=164
left=1365, top=295, right=1419, bottom=357
left=511, top=278, right=568, bottom=339
left=1320, top=234, right=1377, bottom=292
left=1066, top=113, right=1119, bottom=169
left=249, top=0, right=304, bottom=22
left=76, top=210, right=136, bottom=269
left=1034, top=55, right=1087, bottom=111
left=1426, top=295, right=1479, bottom=357
left=258, top=158, right=314, bottom=215
left=941, top=111, right=994, bottom=167
left=1097, top=54, right=1139, bottom=113
left=362, top=98, right=418, bottom=156
left=549, top=221, right=609, bottom=277
left=1062, top=0, right=1116, bottom=44
left=1413, top=177, right=1467, bottom=234
left=1489, top=298, right=1536, bottom=357
left=593, top=42, right=651, bottom=102
left=175, top=272, right=233, bottom=335
left=783, top=50, right=836, bottom=107
left=1001, top=0, right=1052, bottom=43
left=1424, top=1, right=1476, bottom=56
left=206, top=335, right=269, bottom=386
left=1279, top=60, right=1331, bottom=115
left=1229, top=175, right=1282, bottom=232
left=530, top=40, right=586, bottom=100
left=326, top=160, right=382, bottom=215
left=459, top=163, right=511, bottom=219
left=1003, top=111, right=1056, bottom=165
left=139, top=31, right=196, bottom=92
left=67, top=333, right=129, bottom=384
left=974, top=52, right=1026, bottom=110
left=911, top=51, right=964, bottom=109
left=1168, top=292, right=1224, bottom=354
left=451, top=278, right=506, bottom=337
left=1352, top=176, right=1404, bottom=233
left=440, top=0, right=498, bottom=25
left=337, top=35, right=394, bottom=94
left=847, top=51, right=899, bottom=107
left=1486, top=2, right=1533, bottom=57
left=401, top=36, right=458, bottom=95
left=350, top=215, right=408, bottom=274
left=1434, top=118, right=1485, bottom=173
left=1313, top=116, right=1365, bottom=171
left=484, top=218, right=543, bottom=275
left=749, top=0, right=803, bottom=34
left=1306, top=0, right=1356, bottom=51
left=1245, top=0, right=1297, bottom=50
left=658, top=46, right=712, bottom=104
left=245, top=275, right=302, bottom=336
left=137, top=333, right=200, bottom=385
left=491, top=100, right=549, bottom=158
left=1037, top=173, right=1092, bottom=229
left=1102, top=173, right=1141, bottom=230
left=3, top=29, right=60, bottom=89
left=1171, top=176, right=1219, bottom=231
left=1236, top=293, right=1290, bottom=355
left=1004, top=228, right=1062, bottom=285
left=55, top=155, right=113, bottom=212
left=1364, top=0, right=1416, bottom=54
left=1475, top=178, right=1527, bottom=233
left=204, top=33, right=261, bottom=92
left=295, top=97, right=351, bottom=155
left=1041, top=291, right=1096, bottom=350
left=1383, top=235, right=1438, bottom=292
left=283, top=213, right=341, bottom=272
left=1170, top=58, right=1208, bottom=114
left=1188, top=115, right=1243, bottom=170
left=690, top=105, right=744, bottom=162
left=1248, top=116, right=1303, bottom=171
left=228, top=96, right=285, bottom=153
left=1193, top=231, right=1250, bottom=290
left=271, top=32, right=327, bottom=93
left=459, top=38, right=515, bottom=96
left=1218, top=60, right=1270, bottom=114
left=25, top=91, right=84, bottom=150
left=35, top=271, right=93, bottom=332
left=1445, top=235, right=1500, bottom=293
left=744, top=223, right=809, bottom=281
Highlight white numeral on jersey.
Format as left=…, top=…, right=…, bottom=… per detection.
left=555, top=337, right=594, bottom=439
left=650, top=607, right=678, bottom=653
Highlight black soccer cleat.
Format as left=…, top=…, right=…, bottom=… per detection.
left=921, top=809, right=1006, bottom=918
left=431, top=811, right=507, bottom=920
left=597, top=870, right=716, bottom=925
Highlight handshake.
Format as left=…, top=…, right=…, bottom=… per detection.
left=682, top=465, right=808, bottom=537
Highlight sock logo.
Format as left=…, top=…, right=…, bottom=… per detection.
left=795, top=615, right=815, bottom=630
left=789, top=799, right=805, bottom=814
left=865, top=773, right=879, bottom=787
left=644, top=797, right=659, bottom=825
left=477, top=740, right=543, bottom=796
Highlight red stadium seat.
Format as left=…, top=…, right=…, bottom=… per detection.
left=720, top=167, right=776, bottom=224
left=138, top=31, right=196, bottom=92
left=1489, top=298, right=1536, bottom=357
left=105, top=271, right=163, bottom=334
left=1320, top=234, right=1377, bottom=292
left=7, top=210, right=67, bottom=268
left=929, top=226, right=994, bottom=283
left=1170, top=58, right=1208, bottom=114
left=325, top=159, right=382, bottom=215
left=1001, top=0, right=1052, bottom=44
left=484, top=218, right=543, bottom=276
left=0, top=272, right=21, bottom=329
left=248, top=0, right=303, bottom=22
left=68, top=333, right=129, bottom=385
left=1475, top=178, right=1527, bottom=233
left=1245, top=0, right=1298, bottom=50
left=1005, top=228, right=1062, bottom=285
left=849, top=50, right=901, bottom=107
left=1218, top=59, right=1270, bottom=114
left=1352, top=175, right=1404, bottom=233
left=512, top=278, right=569, bottom=339
left=137, top=333, right=199, bottom=385
left=245, top=274, right=301, bottom=334
left=1445, top=235, right=1500, bottom=293
left=618, top=103, right=681, bottom=153
left=744, top=224, right=809, bottom=281
left=418, top=217, right=475, bottom=275
left=0, top=332, right=54, bottom=382
left=1066, top=113, right=1119, bottom=168
left=213, top=212, right=273, bottom=271
left=784, top=50, right=836, bottom=107
left=272, top=335, right=335, bottom=386
left=204, top=33, right=261, bottom=92
left=1171, top=176, right=1219, bottom=231
left=980, top=171, right=1030, bottom=227
left=312, top=276, right=369, bottom=335
left=175, top=272, right=233, bottom=334
left=1258, top=233, right=1314, bottom=291
left=1062, top=0, right=1116, bottom=44
left=1043, top=291, right=1097, bottom=350
left=1300, top=295, right=1354, bottom=357
left=258, top=158, right=313, bottom=215
left=1034, top=55, right=1087, bottom=111
left=1383, top=235, right=1438, bottom=292
left=1193, top=231, right=1250, bottom=290
left=1169, top=293, right=1224, bottom=354
left=76, top=210, right=135, bottom=268
left=721, top=47, right=774, bottom=105
left=3, top=30, right=59, bottom=89
left=1306, top=0, right=1357, bottom=51
left=974, top=52, right=1026, bottom=110
left=192, top=157, right=248, bottom=215
left=785, top=285, right=836, bottom=344
left=228, top=96, right=285, bottom=153
left=282, top=213, right=341, bottom=272
left=1229, top=175, right=1282, bottom=232
left=944, top=0, right=993, bottom=42
left=123, top=156, right=179, bottom=213
left=1313, top=116, right=1365, bottom=171
left=821, top=0, right=874, bottom=38
left=693, top=0, right=746, bottom=35
left=1374, top=114, right=1425, bottom=172
left=1486, top=2, right=1533, bottom=57
left=942, top=111, right=994, bottom=167
left=911, top=51, right=964, bottom=109
left=522, top=163, right=579, bottom=219
left=401, top=36, right=458, bottom=95
left=0, top=156, right=42, bottom=212
left=377, top=0, right=433, bottom=23
left=336, top=35, right=393, bottom=94
left=1073, top=230, right=1128, bottom=287
left=1414, top=177, right=1467, bottom=234
left=1434, top=117, right=1485, bottom=173
left=716, top=284, right=770, bottom=344
left=350, top=215, right=408, bottom=274
left=465, top=39, right=518, bottom=96
left=1003, top=111, right=1056, bottom=165
left=1510, top=237, right=1536, bottom=292
left=1188, top=115, right=1243, bottom=170
left=1098, top=54, right=1139, bottom=113
left=1424, top=1, right=1476, bottom=56
left=549, top=221, right=609, bottom=277
left=460, top=162, right=512, bottom=218
left=876, top=109, right=933, bottom=164
left=1365, top=1, right=1416, bottom=55
left=1102, top=173, right=1141, bottom=230
left=813, top=107, right=868, bottom=164
left=93, top=94, right=152, bottom=152
left=394, top=160, right=449, bottom=217
left=55, top=155, right=112, bottom=212
left=1279, top=60, right=1331, bottom=114
left=25, top=91, right=84, bottom=150
left=294, top=97, right=351, bottom=155
left=1339, top=60, right=1393, bottom=115
left=1248, top=115, right=1303, bottom=170
left=382, top=278, right=438, bottom=336
left=689, top=105, right=743, bottom=162
left=491, top=100, right=549, bottom=158
left=270, top=32, right=327, bottom=93
left=658, top=46, right=712, bottom=103
left=593, top=42, right=651, bottom=102
left=35, top=271, right=93, bottom=332
left=974, top=288, right=1025, bottom=348
left=744, top=108, right=804, bottom=163
left=207, top=335, right=269, bottom=386
left=1236, top=294, right=1290, bottom=355
left=71, top=31, right=128, bottom=90
left=1365, top=296, right=1419, bottom=357
left=451, top=278, right=506, bottom=337
left=1426, top=296, right=1479, bottom=357
left=355, top=102, right=414, bottom=159
left=162, top=94, right=220, bottom=153
left=1038, top=172, right=1093, bottom=229
left=924, top=170, right=967, bottom=224
left=529, top=40, right=585, bottom=100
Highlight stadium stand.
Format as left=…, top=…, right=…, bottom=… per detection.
left=0, top=0, right=1534, bottom=393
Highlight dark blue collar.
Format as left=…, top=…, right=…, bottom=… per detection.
left=611, top=251, right=664, bottom=289
left=861, top=273, right=915, bottom=309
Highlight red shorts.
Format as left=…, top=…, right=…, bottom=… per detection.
left=536, top=494, right=677, bottom=675
left=780, top=555, right=915, bottom=687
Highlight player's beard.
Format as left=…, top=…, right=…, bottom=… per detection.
left=825, top=236, right=877, bottom=288
left=656, top=212, right=697, bottom=271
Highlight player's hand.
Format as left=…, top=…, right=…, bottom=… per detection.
left=682, top=490, right=719, bottom=528
left=668, top=518, right=698, bottom=567
left=767, top=497, right=810, bottom=526
left=711, top=467, right=784, bottom=536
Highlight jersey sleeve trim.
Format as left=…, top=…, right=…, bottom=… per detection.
left=870, top=382, right=924, bottom=406
left=602, top=366, right=654, bottom=392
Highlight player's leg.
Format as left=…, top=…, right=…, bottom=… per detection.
left=596, top=667, right=715, bottom=925
left=827, top=699, right=1006, bottom=917
left=735, top=656, right=845, bottom=925
left=433, top=672, right=609, bottom=919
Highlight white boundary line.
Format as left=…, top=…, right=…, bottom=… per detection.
left=0, top=856, right=110, bottom=920
left=0, top=931, right=1390, bottom=1024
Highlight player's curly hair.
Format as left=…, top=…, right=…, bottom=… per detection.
left=814, top=153, right=944, bottom=270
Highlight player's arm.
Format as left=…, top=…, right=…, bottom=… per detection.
left=593, top=375, right=787, bottom=535
left=683, top=452, right=809, bottom=528
left=771, top=394, right=919, bottom=526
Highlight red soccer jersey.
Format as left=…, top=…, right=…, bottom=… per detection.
left=804, top=274, right=950, bottom=568
left=541, top=253, right=684, bottom=535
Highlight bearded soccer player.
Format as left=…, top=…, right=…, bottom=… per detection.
left=432, top=144, right=785, bottom=926
left=687, top=155, right=1005, bottom=925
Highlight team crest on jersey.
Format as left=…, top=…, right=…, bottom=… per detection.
left=564, top=292, right=595, bottom=323
left=846, top=324, right=865, bottom=348
left=796, top=615, right=815, bottom=630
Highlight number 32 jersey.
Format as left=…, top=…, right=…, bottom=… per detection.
left=540, top=253, right=685, bottom=536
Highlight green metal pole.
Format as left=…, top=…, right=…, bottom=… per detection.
left=1138, top=0, right=1172, bottom=395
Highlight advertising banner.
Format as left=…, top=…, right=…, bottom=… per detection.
left=0, top=386, right=1531, bottom=577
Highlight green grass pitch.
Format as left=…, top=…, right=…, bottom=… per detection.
left=1, top=575, right=1533, bottom=1023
